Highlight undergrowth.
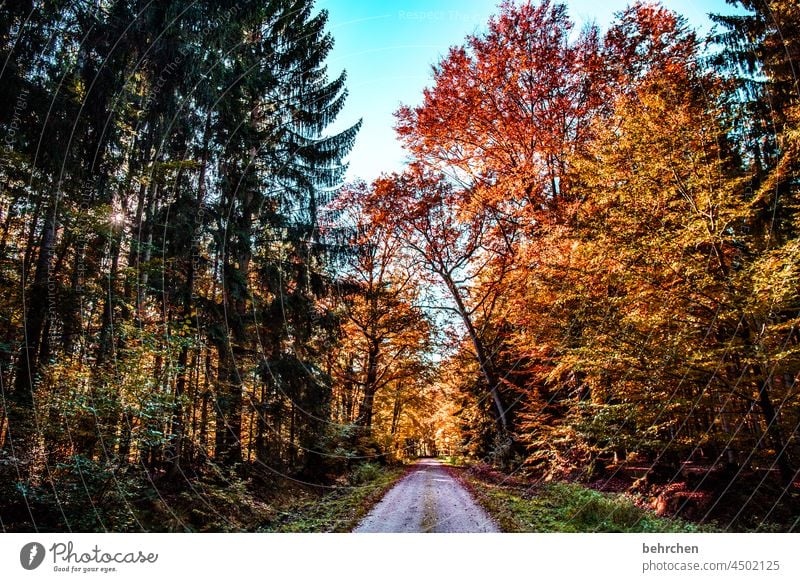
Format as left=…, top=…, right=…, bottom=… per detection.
left=458, top=468, right=712, bottom=533
left=0, top=455, right=405, bottom=532
left=259, top=462, right=405, bottom=532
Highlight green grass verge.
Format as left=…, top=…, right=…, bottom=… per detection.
left=258, top=464, right=406, bottom=532
left=460, top=471, right=713, bottom=533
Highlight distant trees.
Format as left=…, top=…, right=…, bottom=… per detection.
left=368, top=168, right=516, bottom=439
left=327, top=181, right=432, bottom=448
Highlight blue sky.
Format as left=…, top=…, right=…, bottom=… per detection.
left=315, top=0, right=743, bottom=182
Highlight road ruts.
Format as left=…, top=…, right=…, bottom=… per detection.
left=353, top=459, right=499, bottom=533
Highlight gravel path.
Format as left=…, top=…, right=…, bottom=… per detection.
left=353, top=459, right=499, bottom=533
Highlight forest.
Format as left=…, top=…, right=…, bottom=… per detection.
left=0, top=0, right=798, bottom=532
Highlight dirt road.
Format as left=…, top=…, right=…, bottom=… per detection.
left=353, top=459, right=499, bottom=533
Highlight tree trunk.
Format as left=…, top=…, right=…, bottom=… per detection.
left=757, top=375, right=794, bottom=485
left=166, top=342, right=189, bottom=478
left=5, top=207, right=57, bottom=472
left=440, top=270, right=508, bottom=434
left=356, top=342, right=380, bottom=431
left=742, top=319, right=794, bottom=485
left=215, top=344, right=242, bottom=465
left=390, top=394, right=402, bottom=436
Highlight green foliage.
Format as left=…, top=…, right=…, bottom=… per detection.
left=0, top=0, right=359, bottom=531
left=1, top=456, right=146, bottom=532
left=349, top=462, right=383, bottom=485
left=303, top=425, right=387, bottom=480
left=471, top=479, right=708, bottom=533
left=166, top=468, right=274, bottom=532
left=307, top=424, right=361, bottom=476
left=443, top=455, right=467, bottom=467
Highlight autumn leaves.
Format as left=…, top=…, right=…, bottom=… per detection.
left=337, top=0, right=800, bottom=488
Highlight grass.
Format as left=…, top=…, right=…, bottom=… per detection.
left=456, top=468, right=713, bottom=533
left=258, top=463, right=406, bottom=532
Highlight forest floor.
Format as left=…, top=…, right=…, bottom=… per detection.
left=256, top=463, right=408, bottom=532
left=446, top=463, right=713, bottom=533
left=353, top=459, right=499, bottom=532
left=5, top=457, right=793, bottom=532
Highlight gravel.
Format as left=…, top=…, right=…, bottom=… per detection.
left=353, top=459, right=499, bottom=533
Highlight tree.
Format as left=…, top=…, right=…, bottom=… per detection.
left=395, top=0, right=606, bottom=226
left=710, top=0, right=799, bottom=245
left=328, top=181, right=431, bottom=437
left=0, top=0, right=359, bottom=529
left=387, top=0, right=610, bottom=449
left=708, top=0, right=800, bottom=484
left=509, top=1, right=799, bottom=487
left=366, top=167, right=515, bottom=441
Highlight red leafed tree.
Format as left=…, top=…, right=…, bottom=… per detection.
left=395, top=0, right=607, bottom=224
left=603, top=1, right=700, bottom=90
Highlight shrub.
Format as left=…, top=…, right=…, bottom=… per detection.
left=348, top=462, right=382, bottom=485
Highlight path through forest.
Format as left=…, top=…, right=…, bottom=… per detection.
left=353, top=459, right=499, bottom=532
